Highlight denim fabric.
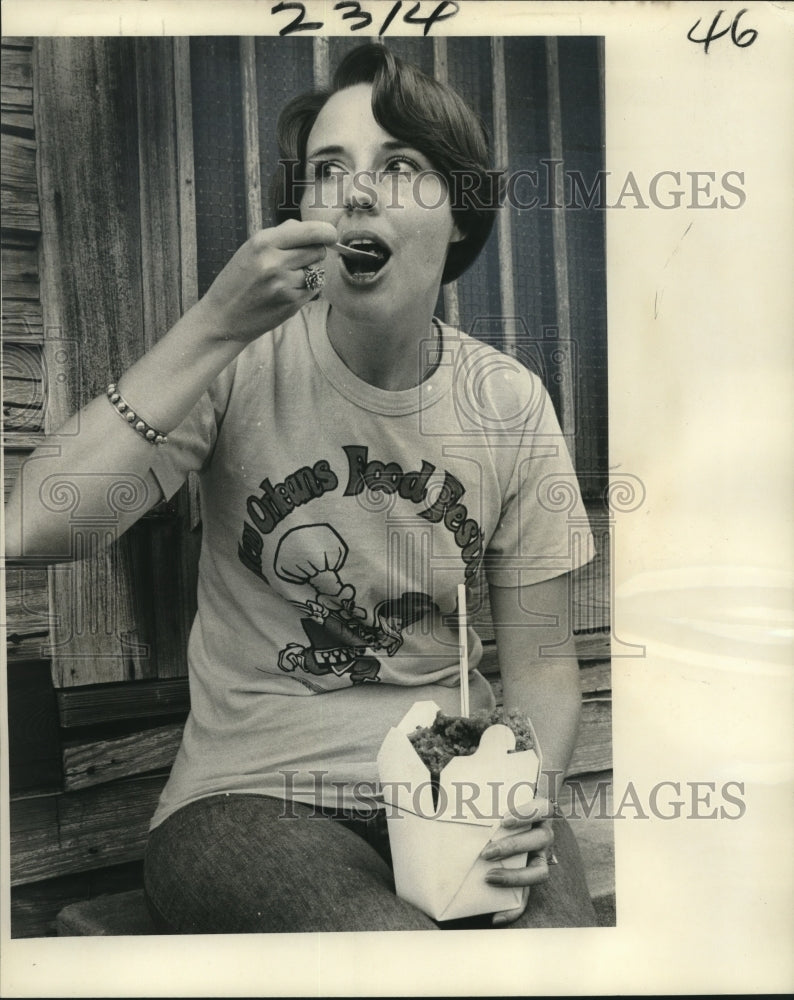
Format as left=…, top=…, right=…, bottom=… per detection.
left=143, top=794, right=597, bottom=933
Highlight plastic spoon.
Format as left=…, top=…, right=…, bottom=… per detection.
left=334, top=242, right=380, bottom=260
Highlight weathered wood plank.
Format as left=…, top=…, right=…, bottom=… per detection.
left=3, top=447, right=25, bottom=503
left=240, top=36, right=263, bottom=238
left=35, top=38, right=153, bottom=685
left=1, top=246, right=38, bottom=295
left=0, top=429, right=42, bottom=449
left=10, top=860, right=144, bottom=939
left=0, top=296, right=43, bottom=338
left=57, top=677, right=190, bottom=728
left=0, top=226, right=37, bottom=249
left=63, top=722, right=183, bottom=791
left=3, top=563, right=50, bottom=629
left=36, top=37, right=144, bottom=415
left=3, top=503, right=52, bottom=663
left=569, top=698, right=612, bottom=776
left=47, top=533, right=157, bottom=687
left=574, top=630, right=611, bottom=661
left=1, top=184, right=39, bottom=231
left=1, top=46, right=33, bottom=90
left=135, top=37, right=182, bottom=349
left=1, top=108, right=34, bottom=132
left=174, top=37, right=198, bottom=313
left=1, top=84, right=33, bottom=113
left=2, top=341, right=44, bottom=431
left=489, top=37, right=517, bottom=356
left=10, top=774, right=166, bottom=885
left=1, top=132, right=37, bottom=189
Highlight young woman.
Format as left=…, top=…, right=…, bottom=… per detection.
left=6, top=44, right=597, bottom=932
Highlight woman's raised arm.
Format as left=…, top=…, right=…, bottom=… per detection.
left=4, top=220, right=337, bottom=561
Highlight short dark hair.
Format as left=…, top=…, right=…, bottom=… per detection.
left=273, top=43, right=500, bottom=284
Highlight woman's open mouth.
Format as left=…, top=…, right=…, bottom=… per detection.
left=339, top=236, right=392, bottom=282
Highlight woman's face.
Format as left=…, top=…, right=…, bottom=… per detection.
left=300, top=83, right=463, bottom=324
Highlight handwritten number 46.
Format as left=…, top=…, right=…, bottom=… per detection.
left=687, top=8, right=758, bottom=54
left=272, top=1, right=460, bottom=37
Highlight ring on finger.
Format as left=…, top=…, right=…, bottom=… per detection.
left=303, top=265, right=325, bottom=292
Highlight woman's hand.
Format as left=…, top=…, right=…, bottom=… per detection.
left=198, top=219, right=338, bottom=344
left=481, top=796, right=557, bottom=927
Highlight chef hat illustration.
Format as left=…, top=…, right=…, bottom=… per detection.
left=274, top=524, right=349, bottom=585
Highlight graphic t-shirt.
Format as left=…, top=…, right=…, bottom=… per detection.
left=148, top=299, right=593, bottom=826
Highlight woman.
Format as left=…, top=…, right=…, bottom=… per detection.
left=6, top=44, right=596, bottom=932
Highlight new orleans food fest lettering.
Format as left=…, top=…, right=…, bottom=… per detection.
left=237, top=445, right=484, bottom=583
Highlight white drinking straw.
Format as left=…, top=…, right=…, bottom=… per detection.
left=457, top=583, right=470, bottom=717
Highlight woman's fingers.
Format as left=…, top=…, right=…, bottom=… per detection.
left=500, top=795, right=557, bottom=829
left=491, top=887, right=530, bottom=928
left=267, top=219, right=338, bottom=251
left=481, top=821, right=554, bottom=864
left=486, top=850, right=550, bottom=890
left=283, top=244, right=330, bottom=274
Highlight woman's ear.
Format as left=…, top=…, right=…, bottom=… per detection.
left=449, top=219, right=466, bottom=244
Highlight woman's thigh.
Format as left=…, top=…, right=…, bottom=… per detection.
left=143, top=794, right=436, bottom=933
left=144, top=796, right=597, bottom=934
left=509, top=817, right=599, bottom=929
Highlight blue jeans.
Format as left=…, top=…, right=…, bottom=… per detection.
left=143, top=794, right=598, bottom=933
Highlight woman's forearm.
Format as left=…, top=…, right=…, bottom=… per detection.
left=489, top=575, right=582, bottom=803
left=500, top=647, right=581, bottom=803
left=4, top=299, right=243, bottom=561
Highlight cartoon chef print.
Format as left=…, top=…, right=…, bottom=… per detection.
left=272, top=523, right=438, bottom=685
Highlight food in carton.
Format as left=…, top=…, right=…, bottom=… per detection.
left=377, top=700, right=542, bottom=922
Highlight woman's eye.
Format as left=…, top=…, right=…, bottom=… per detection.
left=383, top=156, right=421, bottom=175
left=314, top=161, right=346, bottom=178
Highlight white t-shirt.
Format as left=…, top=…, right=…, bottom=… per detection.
left=148, top=299, right=593, bottom=826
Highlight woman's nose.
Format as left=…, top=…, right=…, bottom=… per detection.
left=343, top=170, right=378, bottom=213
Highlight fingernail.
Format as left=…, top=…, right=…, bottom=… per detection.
left=480, top=845, right=499, bottom=860
left=501, top=816, right=518, bottom=828
left=492, top=914, right=508, bottom=927
left=485, top=871, right=507, bottom=885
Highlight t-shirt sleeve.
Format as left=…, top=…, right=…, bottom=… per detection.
left=148, top=363, right=238, bottom=502
left=485, top=375, right=595, bottom=589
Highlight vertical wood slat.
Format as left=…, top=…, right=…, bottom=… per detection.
left=240, top=37, right=263, bottom=238
left=433, top=36, right=460, bottom=329
left=174, top=38, right=198, bottom=314
left=312, top=37, right=330, bottom=89
left=135, top=38, right=196, bottom=678
left=545, top=37, right=575, bottom=440
left=135, top=38, right=182, bottom=352
left=489, top=38, right=516, bottom=355
left=34, top=38, right=150, bottom=686
left=174, top=37, right=203, bottom=537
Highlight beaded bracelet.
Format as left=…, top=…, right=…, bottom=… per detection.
left=106, top=384, right=168, bottom=445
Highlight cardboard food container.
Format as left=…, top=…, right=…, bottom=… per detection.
left=376, top=700, right=542, bottom=922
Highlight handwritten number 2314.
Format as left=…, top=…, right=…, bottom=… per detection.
left=687, top=8, right=758, bottom=54
left=272, top=1, right=460, bottom=37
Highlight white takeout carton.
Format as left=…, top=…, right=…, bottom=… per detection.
left=377, top=700, right=542, bottom=922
